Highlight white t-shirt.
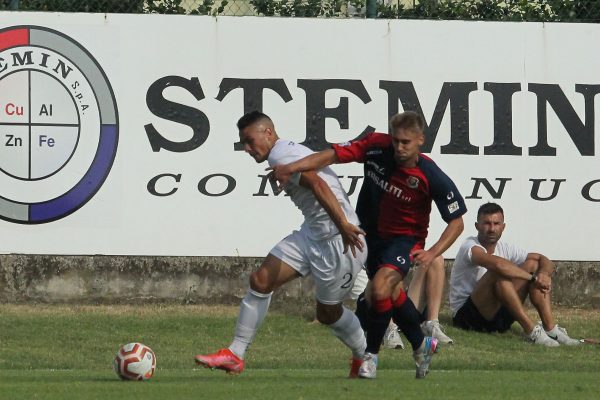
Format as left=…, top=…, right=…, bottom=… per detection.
left=449, top=235, right=528, bottom=317
left=268, top=139, right=360, bottom=240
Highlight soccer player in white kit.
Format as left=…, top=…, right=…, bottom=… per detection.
left=195, top=111, right=368, bottom=376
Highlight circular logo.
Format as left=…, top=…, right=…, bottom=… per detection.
left=0, top=26, right=118, bottom=224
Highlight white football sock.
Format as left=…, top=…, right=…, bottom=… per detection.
left=229, top=289, right=272, bottom=359
left=329, top=306, right=367, bottom=359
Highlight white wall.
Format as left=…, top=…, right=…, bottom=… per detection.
left=0, top=14, right=598, bottom=259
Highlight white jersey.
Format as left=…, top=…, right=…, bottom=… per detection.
left=268, top=139, right=359, bottom=240
left=449, top=235, right=528, bottom=316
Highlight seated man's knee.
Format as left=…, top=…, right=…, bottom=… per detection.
left=494, top=276, right=516, bottom=294
left=432, top=255, right=445, bottom=270
left=428, top=255, right=445, bottom=275
left=316, top=303, right=342, bottom=325
left=521, top=259, right=539, bottom=274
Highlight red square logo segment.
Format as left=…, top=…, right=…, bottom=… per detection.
left=0, top=28, right=29, bottom=51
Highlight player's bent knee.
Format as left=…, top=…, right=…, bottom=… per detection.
left=249, top=270, right=275, bottom=294
left=316, top=303, right=343, bottom=325
left=371, top=276, right=396, bottom=301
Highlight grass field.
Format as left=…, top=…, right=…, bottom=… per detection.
left=0, top=304, right=599, bottom=399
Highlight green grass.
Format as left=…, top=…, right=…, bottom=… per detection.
left=0, top=304, right=599, bottom=399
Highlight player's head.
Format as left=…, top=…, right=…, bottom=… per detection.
left=475, top=202, right=505, bottom=245
left=389, top=111, right=425, bottom=165
left=237, top=111, right=279, bottom=163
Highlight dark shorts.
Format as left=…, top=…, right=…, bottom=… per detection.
left=453, top=296, right=515, bottom=333
left=365, top=235, right=424, bottom=280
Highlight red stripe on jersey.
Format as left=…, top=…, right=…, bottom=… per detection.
left=0, top=28, right=29, bottom=51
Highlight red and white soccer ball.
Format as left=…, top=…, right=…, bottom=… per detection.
left=113, top=342, right=156, bottom=381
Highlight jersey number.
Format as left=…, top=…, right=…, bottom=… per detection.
left=341, top=273, right=353, bottom=289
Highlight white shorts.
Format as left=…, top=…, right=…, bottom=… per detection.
left=348, top=268, right=369, bottom=301
left=269, top=229, right=367, bottom=305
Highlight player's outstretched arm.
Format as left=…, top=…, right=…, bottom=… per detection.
left=299, top=171, right=365, bottom=257
left=269, top=149, right=339, bottom=189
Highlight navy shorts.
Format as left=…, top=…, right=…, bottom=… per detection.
left=453, top=296, right=515, bottom=333
left=365, top=235, right=424, bottom=280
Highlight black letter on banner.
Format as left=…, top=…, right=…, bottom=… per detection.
left=147, top=173, right=181, bottom=197
left=11, top=51, right=33, bottom=66
left=484, top=82, right=522, bottom=155
left=253, top=174, right=287, bottom=197
left=216, top=79, right=293, bottom=151
left=466, top=178, right=512, bottom=199
left=528, top=84, right=600, bottom=156
left=297, top=79, right=375, bottom=151
left=529, top=179, right=566, bottom=201
left=344, top=176, right=364, bottom=197
left=379, top=81, right=478, bottom=154
left=582, top=179, right=600, bottom=202
left=198, top=174, right=236, bottom=197
left=144, top=76, right=209, bottom=152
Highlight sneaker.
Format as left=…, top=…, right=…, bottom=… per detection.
left=546, top=324, right=581, bottom=346
left=357, top=352, right=378, bottom=379
left=383, top=323, right=405, bottom=349
left=413, top=336, right=437, bottom=379
left=349, top=357, right=363, bottom=378
left=194, top=348, right=245, bottom=375
left=421, top=320, right=454, bottom=345
left=528, top=325, right=560, bottom=347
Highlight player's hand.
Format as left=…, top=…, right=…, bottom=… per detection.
left=339, top=221, right=366, bottom=258
left=266, top=164, right=293, bottom=193
left=411, top=249, right=436, bottom=269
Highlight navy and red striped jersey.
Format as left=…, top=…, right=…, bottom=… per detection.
left=332, top=132, right=467, bottom=240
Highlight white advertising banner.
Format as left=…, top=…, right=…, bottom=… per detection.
left=0, top=13, right=598, bottom=259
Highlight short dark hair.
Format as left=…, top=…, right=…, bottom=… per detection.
left=477, top=202, right=504, bottom=220
left=389, top=111, right=424, bottom=133
left=237, top=111, right=272, bottom=131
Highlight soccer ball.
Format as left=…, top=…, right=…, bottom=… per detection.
left=113, top=342, right=156, bottom=381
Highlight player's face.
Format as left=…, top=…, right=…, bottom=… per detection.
left=239, top=123, right=274, bottom=163
left=475, top=212, right=506, bottom=245
left=391, top=128, right=424, bottom=166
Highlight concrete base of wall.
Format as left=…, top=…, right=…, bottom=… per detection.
left=1, top=255, right=598, bottom=307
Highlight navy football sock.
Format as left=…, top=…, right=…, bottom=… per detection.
left=365, top=298, right=393, bottom=354
left=392, top=297, right=425, bottom=351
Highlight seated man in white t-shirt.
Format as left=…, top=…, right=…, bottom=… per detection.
left=449, top=202, right=580, bottom=346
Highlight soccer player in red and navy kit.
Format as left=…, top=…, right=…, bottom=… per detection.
left=271, top=111, right=467, bottom=379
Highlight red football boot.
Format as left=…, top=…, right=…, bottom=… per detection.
left=195, top=348, right=245, bottom=375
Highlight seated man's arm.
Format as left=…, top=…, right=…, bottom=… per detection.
left=270, top=149, right=339, bottom=187
left=298, top=171, right=365, bottom=257
left=471, top=247, right=550, bottom=291
left=523, top=252, right=554, bottom=291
